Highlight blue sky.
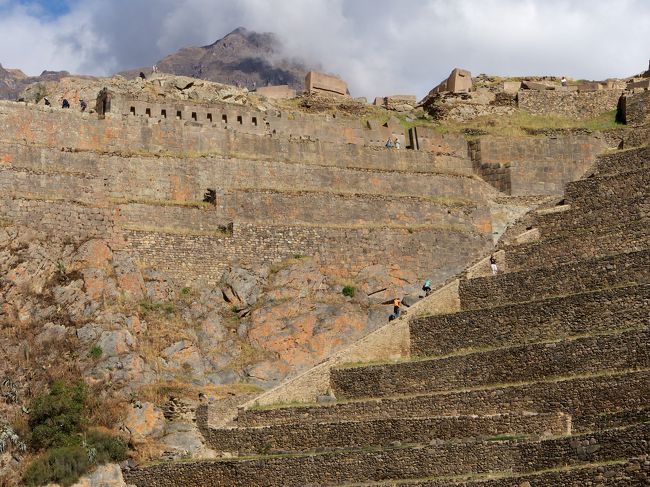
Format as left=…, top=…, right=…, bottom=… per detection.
left=1, top=0, right=649, bottom=99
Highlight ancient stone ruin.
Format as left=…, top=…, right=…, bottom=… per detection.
left=0, top=62, right=648, bottom=485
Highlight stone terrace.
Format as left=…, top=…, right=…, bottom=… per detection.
left=124, top=145, right=650, bottom=484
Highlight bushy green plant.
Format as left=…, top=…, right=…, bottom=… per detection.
left=85, top=430, right=127, bottom=464
left=23, top=445, right=90, bottom=487
left=28, top=381, right=86, bottom=450
left=88, top=345, right=103, bottom=359
left=342, top=285, right=356, bottom=298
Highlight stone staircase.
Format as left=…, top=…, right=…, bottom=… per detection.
left=123, top=146, right=650, bottom=485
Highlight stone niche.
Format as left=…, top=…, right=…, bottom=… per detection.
left=305, top=71, right=348, bottom=96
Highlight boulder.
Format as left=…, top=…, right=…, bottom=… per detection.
left=124, top=402, right=166, bottom=440
left=220, top=267, right=265, bottom=307
left=96, top=329, right=136, bottom=357
left=70, top=463, right=126, bottom=487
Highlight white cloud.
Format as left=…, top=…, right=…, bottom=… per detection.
left=1, top=0, right=649, bottom=98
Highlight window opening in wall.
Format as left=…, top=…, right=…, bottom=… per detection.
left=237, top=115, right=243, bottom=124
left=207, top=113, right=213, bottom=122
left=222, top=114, right=228, bottom=123
left=203, top=188, right=217, bottom=205
left=161, top=109, right=167, bottom=118
left=191, top=112, right=197, bottom=121
left=252, top=116, right=258, bottom=126
left=176, top=110, right=182, bottom=120
left=130, top=106, right=136, bottom=115
left=145, top=108, right=151, bottom=117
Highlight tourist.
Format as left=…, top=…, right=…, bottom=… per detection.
left=43, top=97, right=50, bottom=106
left=139, top=71, right=146, bottom=80
left=80, top=99, right=87, bottom=112
left=561, top=76, right=567, bottom=87
left=393, top=297, right=402, bottom=318
left=395, top=138, right=401, bottom=149
left=490, top=255, right=498, bottom=275
left=385, top=138, right=394, bottom=148
left=152, top=64, right=158, bottom=73
left=422, top=278, right=431, bottom=296
left=61, top=99, right=70, bottom=109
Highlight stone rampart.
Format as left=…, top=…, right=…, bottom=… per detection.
left=412, top=284, right=649, bottom=356
left=0, top=142, right=490, bottom=205
left=235, top=370, right=648, bottom=428
left=517, top=89, right=623, bottom=119
left=199, top=412, right=569, bottom=454
left=469, top=135, right=607, bottom=195
left=122, top=422, right=649, bottom=487
left=331, top=328, right=649, bottom=399
left=458, top=250, right=650, bottom=309
left=254, top=85, right=296, bottom=99
left=124, top=222, right=490, bottom=285
left=621, top=90, right=650, bottom=126
left=506, top=225, right=650, bottom=271
left=0, top=102, right=473, bottom=175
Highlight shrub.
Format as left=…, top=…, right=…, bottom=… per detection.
left=85, top=430, right=127, bottom=464
left=88, top=345, right=103, bottom=359
left=342, top=285, right=356, bottom=298
left=28, top=381, right=86, bottom=450
left=23, top=445, right=90, bottom=487
left=180, top=287, right=191, bottom=295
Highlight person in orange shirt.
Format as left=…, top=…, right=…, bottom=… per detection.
left=393, top=298, right=401, bottom=318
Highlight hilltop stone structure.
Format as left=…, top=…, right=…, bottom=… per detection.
left=1, top=63, right=649, bottom=485
left=123, top=143, right=650, bottom=486
left=305, top=71, right=348, bottom=96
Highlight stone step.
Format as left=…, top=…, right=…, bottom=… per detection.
left=351, top=457, right=650, bottom=486
left=505, top=225, right=650, bottom=272
left=200, top=412, right=569, bottom=455
left=534, top=196, right=648, bottom=240
left=458, top=250, right=650, bottom=310
left=564, top=168, right=649, bottom=209
left=331, top=328, right=649, bottom=400
left=594, top=146, right=650, bottom=176
left=234, top=369, right=649, bottom=430
left=412, top=283, right=649, bottom=357
left=122, top=422, right=650, bottom=487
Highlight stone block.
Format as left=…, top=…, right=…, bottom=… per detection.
left=502, top=81, right=521, bottom=94
left=305, top=71, right=348, bottom=96
left=254, top=85, right=296, bottom=99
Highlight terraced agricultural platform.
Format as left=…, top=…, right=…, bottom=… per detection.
left=124, top=146, right=650, bottom=485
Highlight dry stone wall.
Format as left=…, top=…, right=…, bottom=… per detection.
left=469, top=135, right=607, bottom=195
left=518, top=89, right=623, bottom=119
left=123, top=423, right=649, bottom=487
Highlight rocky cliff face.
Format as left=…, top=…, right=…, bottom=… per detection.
left=120, top=27, right=311, bottom=92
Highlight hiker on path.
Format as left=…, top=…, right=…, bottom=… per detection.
left=43, top=97, right=50, bottom=106
left=152, top=64, right=158, bottom=73
left=139, top=71, right=146, bottom=80
left=393, top=297, right=402, bottom=317
left=561, top=76, right=567, bottom=87
left=385, top=138, right=394, bottom=148
left=80, top=99, right=87, bottom=112
left=490, top=255, right=498, bottom=275
left=395, top=138, right=401, bottom=149
left=422, top=278, right=431, bottom=296
left=61, top=99, right=70, bottom=109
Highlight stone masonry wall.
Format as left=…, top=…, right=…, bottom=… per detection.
left=412, top=284, right=649, bottom=356
left=518, top=89, right=623, bottom=119
left=235, top=370, right=648, bottom=429
left=469, top=135, right=607, bottom=195
left=331, top=328, right=649, bottom=399
left=622, top=90, right=650, bottom=126
left=0, top=102, right=473, bottom=176
left=122, top=423, right=649, bottom=487
left=199, top=411, right=569, bottom=454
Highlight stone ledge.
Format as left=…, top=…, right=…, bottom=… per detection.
left=331, top=328, right=649, bottom=399
left=413, top=283, right=649, bottom=356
